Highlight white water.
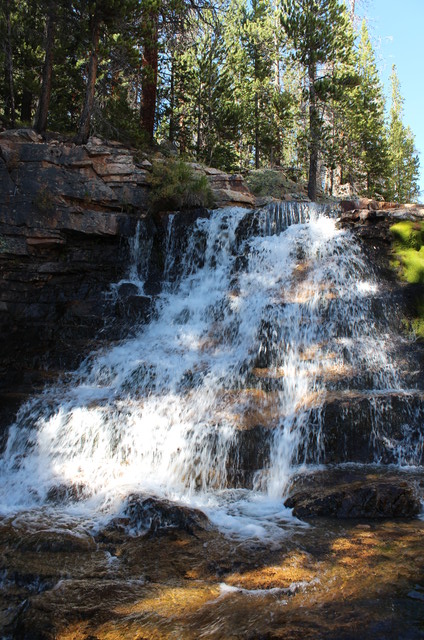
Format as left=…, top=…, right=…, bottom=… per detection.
left=0, top=204, right=420, bottom=538
left=108, top=219, right=152, bottom=298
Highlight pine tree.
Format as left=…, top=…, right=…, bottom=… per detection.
left=74, top=0, right=138, bottom=145
left=281, top=0, right=353, bottom=200
left=336, top=20, right=389, bottom=197
left=2, top=0, right=16, bottom=127
left=387, top=65, right=420, bottom=203
left=34, top=0, right=57, bottom=133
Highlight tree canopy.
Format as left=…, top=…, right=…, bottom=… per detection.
left=0, top=0, right=420, bottom=201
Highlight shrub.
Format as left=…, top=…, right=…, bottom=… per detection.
left=245, top=169, right=295, bottom=198
left=148, top=158, right=215, bottom=213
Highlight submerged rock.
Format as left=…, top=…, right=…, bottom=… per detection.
left=284, top=468, right=422, bottom=519
left=46, top=482, right=88, bottom=504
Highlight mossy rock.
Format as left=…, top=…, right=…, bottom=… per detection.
left=390, top=221, right=424, bottom=339
left=390, top=221, right=424, bottom=283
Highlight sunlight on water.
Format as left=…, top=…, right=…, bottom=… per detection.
left=0, top=203, right=420, bottom=539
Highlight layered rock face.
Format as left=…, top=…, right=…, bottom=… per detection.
left=0, top=130, right=254, bottom=430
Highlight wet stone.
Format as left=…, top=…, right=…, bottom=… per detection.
left=46, top=482, right=88, bottom=504
left=116, top=282, right=139, bottom=298
left=122, top=494, right=211, bottom=535
left=285, top=468, right=422, bottom=519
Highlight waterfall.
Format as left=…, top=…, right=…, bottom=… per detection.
left=0, top=203, right=421, bottom=538
left=108, top=219, right=152, bottom=300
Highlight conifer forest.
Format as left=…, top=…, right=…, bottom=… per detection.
left=0, top=0, right=421, bottom=201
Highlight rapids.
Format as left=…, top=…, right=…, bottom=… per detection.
left=0, top=202, right=421, bottom=538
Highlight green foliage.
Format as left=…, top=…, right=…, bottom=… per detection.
left=390, top=221, right=424, bottom=341
left=411, top=301, right=424, bottom=341
left=0, top=0, right=419, bottom=202
left=148, top=158, right=215, bottom=212
left=281, top=0, right=355, bottom=199
left=246, top=169, right=296, bottom=197
left=386, top=67, right=420, bottom=203
left=390, top=221, right=424, bottom=284
left=351, top=21, right=389, bottom=196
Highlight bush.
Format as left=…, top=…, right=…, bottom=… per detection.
left=245, top=169, right=295, bottom=198
left=148, top=158, right=215, bottom=213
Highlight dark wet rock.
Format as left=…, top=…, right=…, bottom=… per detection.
left=285, top=468, right=422, bottom=519
left=408, top=589, right=424, bottom=602
left=113, top=285, right=152, bottom=322
left=123, top=494, right=210, bottom=535
left=214, top=389, right=424, bottom=487
left=153, top=208, right=210, bottom=284
left=125, top=294, right=152, bottom=321
left=227, top=425, right=271, bottom=487
left=313, top=391, right=424, bottom=466
left=46, top=482, right=88, bottom=504
left=16, top=530, right=96, bottom=553
left=116, top=282, right=139, bottom=298
left=235, top=210, right=261, bottom=246
left=339, top=210, right=360, bottom=225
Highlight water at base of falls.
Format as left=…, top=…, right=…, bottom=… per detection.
left=0, top=203, right=421, bottom=540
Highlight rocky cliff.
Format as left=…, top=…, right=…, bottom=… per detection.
left=0, top=130, right=255, bottom=431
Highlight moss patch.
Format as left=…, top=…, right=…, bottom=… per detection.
left=390, top=221, right=424, bottom=284
left=390, top=221, right=424, bottom=339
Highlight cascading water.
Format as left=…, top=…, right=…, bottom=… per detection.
left=0, top=203, right=422, bottom=538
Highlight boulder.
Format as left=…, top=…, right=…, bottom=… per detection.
left=0, top=128, right=42, bottom=143
left=123, top=494, right=210, bottom=534
left=358, top=197, right=379, bottom=210
left=359, top=208, right=377, bottom=222
left=339, top=199, right=359, bottom=213
left=284, top=468, right=422, bottom=519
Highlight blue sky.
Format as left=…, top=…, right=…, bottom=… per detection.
left=357, top=0, right=424, bottom=199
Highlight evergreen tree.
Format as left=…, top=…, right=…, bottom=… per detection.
left=0, top=0, right=419, bottom=205
left=331, top=19, right=388, bottom=196
left=74, top=0, right=138, bottom=145
left=2, top=0, right=16, bottom=127
left=34, top=0, right=58, bottom=133
left=354, top=21, right=389, bottom=196
left=281, top=0, right=353, bottom=200
left=387, top=65, right=420, bottom=202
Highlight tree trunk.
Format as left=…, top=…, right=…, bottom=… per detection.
left=75, top=12, right=101, bottom=145
left=255, top=91, right=259, bottom=169
left=140, top=7, right=159, bottom=143
left=34, top=0, right=56, bottom=133
left=20, top=88, right=32, bottom=122
left=308, top=63, right=318, bottom=202
left=4, top=0, right=16, bottom=127
left=196, top=84, right=202, bottom=159
left=272, top=2, right=281, bottom=166
left=169, top=52, right=175, bottom=143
